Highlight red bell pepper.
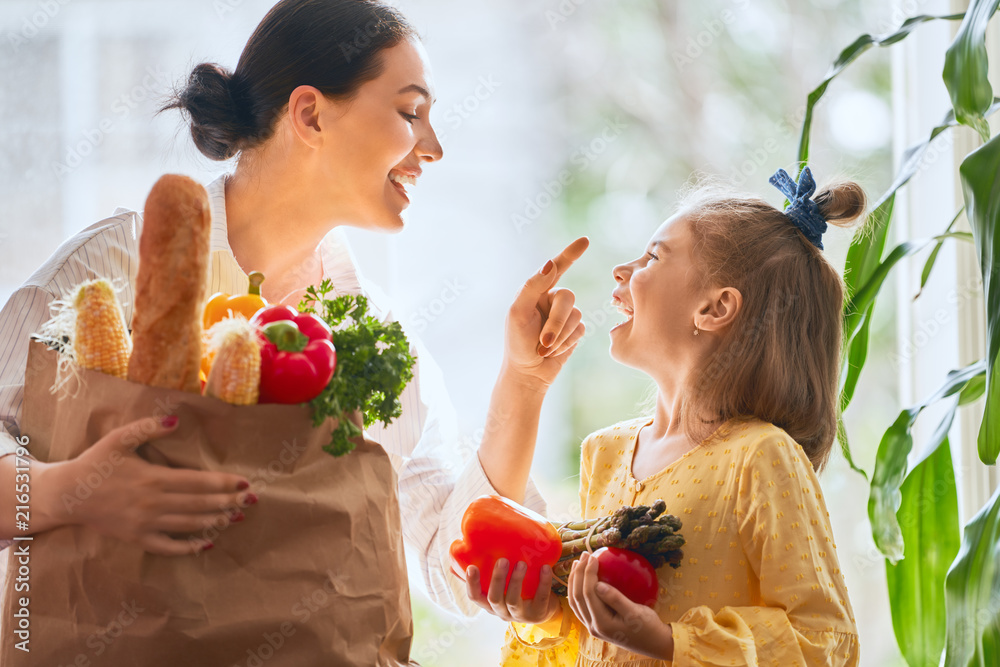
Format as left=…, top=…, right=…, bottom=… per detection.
left=450, top=495, right=562, bottom=600
left=250, top=305, right=337, bottom=404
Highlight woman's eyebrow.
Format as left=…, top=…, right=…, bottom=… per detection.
left=397, top=83, right=436, bottom=105
left=652, top=240, right=670, bottom=251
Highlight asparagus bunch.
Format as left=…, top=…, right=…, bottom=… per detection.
left=549, top=499, right=684, bottom=597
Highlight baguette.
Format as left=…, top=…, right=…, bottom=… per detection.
left=127, top=174, right=211, bottom=393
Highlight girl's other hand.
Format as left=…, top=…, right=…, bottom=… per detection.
left=38, top=415, right=255, bottom=556
left=567, top=551, right=674, bottom=660
left=504, top=237, right=589, bottom=389
left=457, top=556, right=562, bottom=626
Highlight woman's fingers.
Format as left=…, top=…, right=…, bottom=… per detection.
left=548, top=323, right=586, bottom=358
left=151, top=510, right=243, bottom=535
left=93, top=415, right=179, bottom=456
left=581, top=552, right=610, bottom=626
left=157, top=490, right=257, bottom=516
left=136, top=531, right=212, bottom=557
left=504, top=561, right=527, bottom=610
left=538, top=289, right=577, bottom=350
left=542, top=308, right=583, bottom=356
left=151, top=466, right=250, bottom=495
left=511, top=237, right=589, bottom=321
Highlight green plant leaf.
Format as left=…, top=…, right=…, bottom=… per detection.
left=958, top=133, right=1000, bottom=464
left=943, top=483, right=1000, bottom=666
left=797, top=13, right=965, bottom=167
left=886, top=431, right=960, bottom=667
left=916, top=208, right=967, bottom=300
left=834, top=412, right=868, bottom=479
left=868, top=360, right=986, bottom=562
left=943, top=0, right=1000, bottom=141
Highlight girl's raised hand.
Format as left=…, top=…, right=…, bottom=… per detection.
left=567, top=551, right=674, bottom=660
left=457, top=557, right=562, bottom=627
left=39, top=415, right=255, bottom=555
left=504, top=237, right=590, bottom=389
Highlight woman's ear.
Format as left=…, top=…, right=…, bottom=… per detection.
left=286, top=85, right=326, bottom=149
left=696, top=287, right=742, bottom=332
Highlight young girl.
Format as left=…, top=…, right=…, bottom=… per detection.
left=461, top=167, right=863, bottom=666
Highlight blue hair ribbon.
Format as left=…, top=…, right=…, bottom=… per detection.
left=768, top=166, right=827, bottom=251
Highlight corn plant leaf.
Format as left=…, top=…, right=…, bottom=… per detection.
left=886, top=431, right=960, bottom=667
left=943, top=483, right=1000, bottom=666
left=796, top=13, right=965, bottom=167
left=958, top=133, right=1000, bottom=464
left=869, top=359, right=986, bottom=563
left=916, top=208, right=966, bottom=300
left=943, top=0, right=1000, bottom=141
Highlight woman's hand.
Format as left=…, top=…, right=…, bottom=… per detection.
left=567, top=551, right=674, bottom=660
left=503, top=237, right=590, bottom=389
left=456, top=556, right=562, bottom=627
left=36, top=415, right=255, bottom=556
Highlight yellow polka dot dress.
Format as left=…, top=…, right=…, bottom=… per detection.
left=499, top=415, right=860, bottom=666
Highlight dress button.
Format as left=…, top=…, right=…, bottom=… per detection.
left=636, top=481, right=644, bottom=492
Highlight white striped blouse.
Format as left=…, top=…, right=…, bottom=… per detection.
left=0, top=173, right=547, bottom=616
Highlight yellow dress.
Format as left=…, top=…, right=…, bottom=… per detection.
left=499, top=415, right=860, bottom=667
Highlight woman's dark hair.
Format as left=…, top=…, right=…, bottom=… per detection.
left=161, top=0, right=417, bottom=160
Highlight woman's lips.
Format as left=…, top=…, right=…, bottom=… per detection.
left=389, top=177, right=410, bottom=204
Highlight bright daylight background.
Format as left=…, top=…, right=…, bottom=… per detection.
left=0, top=0, right=969, bottom=665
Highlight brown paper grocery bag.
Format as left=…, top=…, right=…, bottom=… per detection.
left=2, top=340, right=414, bottom=666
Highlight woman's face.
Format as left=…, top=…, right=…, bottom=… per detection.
left=314, top=37, right=443, bottom=232
left=609, top=214, right=710, bottom=374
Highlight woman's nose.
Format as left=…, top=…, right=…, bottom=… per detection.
left=613, top=263, right=630, bottom=284
left=418, top=124, right=444, bottom=162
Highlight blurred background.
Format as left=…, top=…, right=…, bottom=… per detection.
left=0, top=0, right=982, bottom=665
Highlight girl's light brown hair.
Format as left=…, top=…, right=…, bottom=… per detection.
left=677, top=174, right=868, bottom=473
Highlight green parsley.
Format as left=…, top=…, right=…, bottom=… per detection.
left=298, top=280, right=415, bottom=456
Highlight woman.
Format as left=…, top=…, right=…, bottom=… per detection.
left=0, top=0, right=585, bottom=619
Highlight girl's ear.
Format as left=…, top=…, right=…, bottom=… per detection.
left=287, top=85, right=326, bottom=149
left=696, top=287, right=742, bottom=332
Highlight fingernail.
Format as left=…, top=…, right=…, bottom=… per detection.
left=542, top=332, right=555, bottom=347
left=242, top=493, right=258, bottom=506
left=596, top=582, right=609, bottom=594
left=229, top=510, right=245, bottom=523
left=160, top=415, right=178, bottom=428
left=236, top=480, right=249, bottom=491
left=498, top=558, right=509, bottom=570
left=515, top=561, right=526, bottom=573
left=540, top=260, right=554, bottom=275
left=201, top=542, right=214, bottom=552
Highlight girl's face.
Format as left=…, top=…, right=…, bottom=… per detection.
left=314, top=37, right=443, bottom=232
left=609, top=214, right=711, bottom=374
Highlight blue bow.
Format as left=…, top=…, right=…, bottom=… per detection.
left=768, top=166, right=826, bottom=250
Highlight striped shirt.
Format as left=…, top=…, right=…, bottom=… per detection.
left=0, top=173, right=546, bottom=616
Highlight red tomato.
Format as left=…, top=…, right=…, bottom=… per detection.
left=593, top=546, right=659, bottom=607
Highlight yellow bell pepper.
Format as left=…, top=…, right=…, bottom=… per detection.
left=201, top=271, right=267, bottom=383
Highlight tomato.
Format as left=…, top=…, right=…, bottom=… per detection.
left=592, top=546, right=659, bottom=607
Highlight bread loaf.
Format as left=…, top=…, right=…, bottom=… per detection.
left=127, top=174, right=211, bottom=393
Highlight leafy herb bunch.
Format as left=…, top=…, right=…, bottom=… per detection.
left=299, top=280, right=415, bottom=456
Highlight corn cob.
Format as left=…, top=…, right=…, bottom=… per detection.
left=204, top=317, right=261, bottom=405
left=73, top=279, right=132, bottom=379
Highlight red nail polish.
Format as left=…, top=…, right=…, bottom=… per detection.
left=236, top=480, right=249, bottom=490
left=243, top=493, right=258, bottom=506
left=230, top=511, right=245, bottom=523
left=160, top=414, right=178, bottom=428
left=201, top=542, right=214, bottom=551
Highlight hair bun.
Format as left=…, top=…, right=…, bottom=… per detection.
left=162, top=63, right=253, bottom=161
left=814, top=181, right=867, bottom=227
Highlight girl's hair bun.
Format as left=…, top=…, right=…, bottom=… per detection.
left=163, top=63, right=253, bottom=161
left=814, top=181, right=867, bottom=227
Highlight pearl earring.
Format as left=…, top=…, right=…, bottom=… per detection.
left=693, top=327, right=700, bottom=336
